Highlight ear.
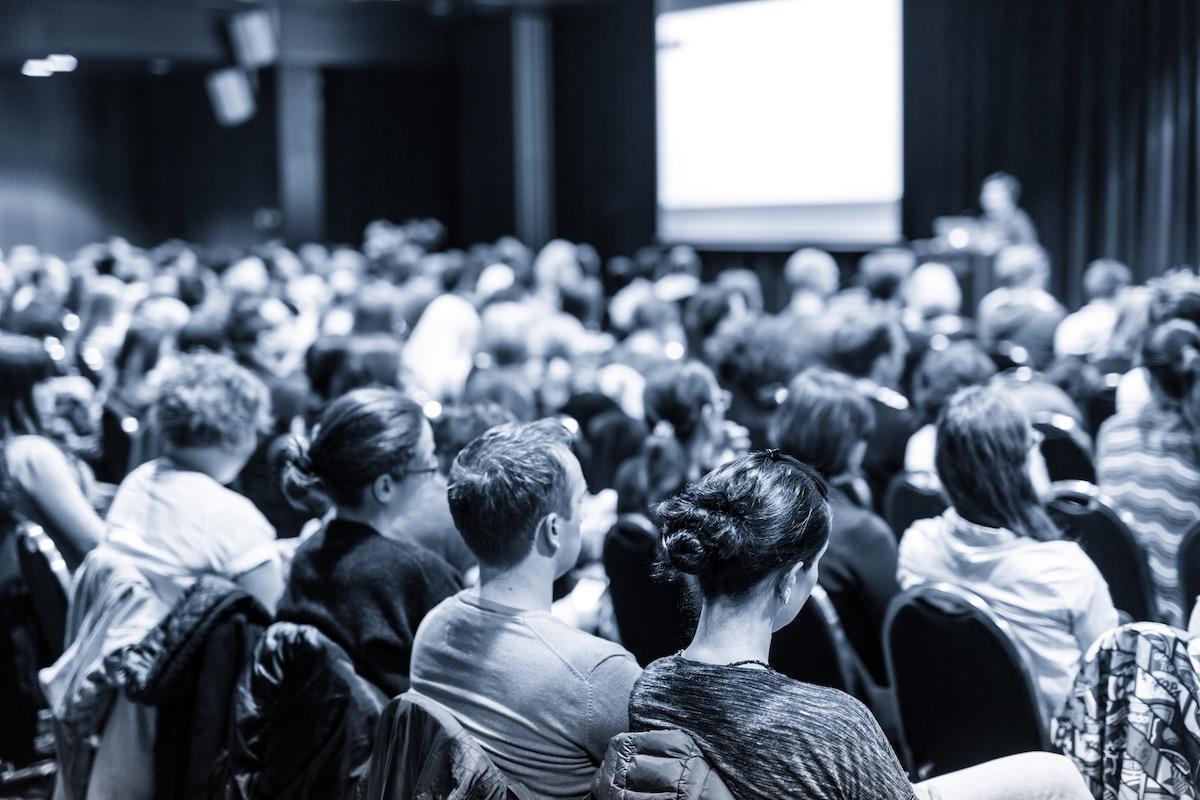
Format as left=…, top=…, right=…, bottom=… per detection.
left=371, top=473, right=394, bottom=505
left=775, top=561, right=803, bottom=600
left=536, top=512, right=562, bottom=555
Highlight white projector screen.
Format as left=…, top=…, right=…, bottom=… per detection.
left=656, top=0, right=903, bottom=246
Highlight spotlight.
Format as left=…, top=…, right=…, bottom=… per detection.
left=21, top=59, right=53, bottom=77
left=46, top=55, right=77, bottom=73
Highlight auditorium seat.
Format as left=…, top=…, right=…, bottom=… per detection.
left=1045, top=481, right=1156, bottom=621
left=884, top=583, right=1049, bottom=779
left=884, top=474, right=948, bottom=541
left=770, top=585, right=861, bottom=696
left=1031, top=412, right=1095, bottom=483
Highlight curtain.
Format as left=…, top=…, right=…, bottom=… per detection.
left=903, top=0, right=1200, bottom=306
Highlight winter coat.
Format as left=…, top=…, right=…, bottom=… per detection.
left=222, top=621, right=388, bottom=800
left=364, top=691, right=531, bottom=800
left=590, top=729, right=733, bottom=800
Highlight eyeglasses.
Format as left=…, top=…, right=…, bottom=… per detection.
left=395, top=465, right=439, bottom=480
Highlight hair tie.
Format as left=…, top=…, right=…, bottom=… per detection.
left=765, top=448, right=782, bottom=461
left=653, top=419, right=676, bottom=438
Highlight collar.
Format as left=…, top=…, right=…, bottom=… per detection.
left=943, top=508, right=1019, bottom=546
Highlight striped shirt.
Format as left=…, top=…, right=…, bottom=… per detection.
left=629, top=655, right=915, bottom=800
left=1097, top=404, right=1200, bottom=627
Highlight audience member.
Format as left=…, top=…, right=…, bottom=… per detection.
left=277, top=388, right=463, bottom=696
left=1097, top=317, right=1200, bottom=626
left=976, top=244, right=1066, bottom=369
left=899, top=385, right=1118, bottom=724
left=769, top=368, right=900, bottom=686
left=410, top=420, right=641, bottom=798
left=1053, top=258, right=1131, bottom=360
left=783, top=247, right=839, bottom=316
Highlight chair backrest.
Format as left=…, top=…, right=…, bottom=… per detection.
left=1177, top=521, right=1200, bottom=619
left=769, top=586, right=860, bottom=696
left=603, top=515, right=696, bottom=667
left=1045, top=481, right=1156, bottom=621
left=884, top=474, right=948, bottom=542
left=884, top=583, right=1048, bottom=779
left=1084, top=381, right=1119, bottom=441
left=14, top=521, right=70, bottom=666
left=1031, top=413, right=1095, bottom=483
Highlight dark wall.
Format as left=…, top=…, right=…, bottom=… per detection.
left=552, top=0, right=657, bottom=258
left=0, top=67, right=277, bottom=252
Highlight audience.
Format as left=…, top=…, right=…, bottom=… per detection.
left=770, top=368, right=900, bottom=687
left=410, top=420, right=641, bottom=798
left=276, top=388, right=463, bottom=696
left=899, top=385, right=1118, bottom=724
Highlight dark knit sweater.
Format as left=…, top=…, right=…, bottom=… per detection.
left=276, top=518, right=463, bottom=697
left=630, top=655, right=915, bottom=800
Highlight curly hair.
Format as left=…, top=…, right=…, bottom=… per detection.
left=151, top=352, right=271, bottom=450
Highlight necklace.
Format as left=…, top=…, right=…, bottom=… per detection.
left=725, top=658, right=774, bottom=671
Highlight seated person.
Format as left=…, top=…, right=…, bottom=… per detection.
left=977, top=244, right=1066, bottom=370
left=899, top=261, right=974, bottom=390
left=899, top=385, right=1118, bottom=724
left=410, top=419, right=641, bottom=799
left=630, top=450, right=1091, bottom=800
left=770, top=368, right=900, bottom=686
left=904, top=342, right=997, bottom=489
left=1053, top=258, right=1131, bottom=361
left=104, top=352, right=282, bottom=612
left=277, top=388, right=463, bottom=696
left=783, top=247, right=839, bottom=317
left=826, top=310, right=918, bottom=510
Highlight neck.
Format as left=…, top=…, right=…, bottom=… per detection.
left=476, top=559, right=553, bottom=613
left=684, top=596, right=775, bottom=666
left=333, top=505, right=393, bottom=535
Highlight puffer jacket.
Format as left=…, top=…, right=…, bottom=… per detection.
left=365, top=691, right=531, bottom=800
left=1054, top=622, right=1200, bottom=799
left=591, top=730, right=733, bottom=800
left=221, top=621, right=388, bottom=800
left=119, top=575, right=272, bottom=800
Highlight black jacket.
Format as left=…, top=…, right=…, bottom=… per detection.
left=121, top=575, right=272, bottom=800
left=223, top=621, right=388, bottom=800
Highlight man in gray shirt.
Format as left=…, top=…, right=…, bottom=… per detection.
left=410, top=419, right=642, bottom=799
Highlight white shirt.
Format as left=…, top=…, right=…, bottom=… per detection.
left=104, top=459, right=277, bottom=607
left=898, top=509, right=1119, bottom=726
left=903, top=423, right=941, bottom=491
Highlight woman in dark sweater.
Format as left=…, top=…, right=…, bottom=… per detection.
left=629, top=451, right=1090, bottom=800
left=277, top=388, right=462, bottom=697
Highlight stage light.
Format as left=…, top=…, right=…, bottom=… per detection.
left=21, top=59, right=53, bottom=77
left=423, top=400, right=443, bottom=419
left=46, top=55, right=78, bottom=72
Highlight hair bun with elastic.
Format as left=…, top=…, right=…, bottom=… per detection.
left=660, top=529, right=708, bottom=574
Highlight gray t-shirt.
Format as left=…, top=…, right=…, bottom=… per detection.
left=630, top=654, right=916, bottom=800
left=410, top=589, right=642, bottom=799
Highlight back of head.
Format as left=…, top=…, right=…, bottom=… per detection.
left=770, top=367, right=874, bottom=479
left=479, top=301, right=534, bottom=366
left=152, top=351, right=271, bottom=453
left=826, top=309, right=902, bottom=380
left=283, top=387, right=425, bottom=513
left=447, top=418, right=575, bottom=568
left=463, top=367, right=538, bottom=422
left=432, top=401, right=518, bottom=476
left=912, top=341, right=996, bottom=421
left=994, top=244, right=1050, bottom=289
left=642, top=360, right=718, bottom=443
left=1083, top=259, right=1131, bottom=302
left=904, top=262, right=962, bottom=318
left=1141, top=318, right=1200, bottom=451
left=935, top=385, right=1058, bottom=541
left=859, top=248, right=916, bottom=303
left=0, top=332, right=60, bottom=435
left=656, top=451, right=830, bottom=600
left=784, top=248, right=839, bottom=297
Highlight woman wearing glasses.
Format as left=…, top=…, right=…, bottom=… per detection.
left=897, top=384, right=1118, bottom=726
left=278, top=387, right=462, bottom=697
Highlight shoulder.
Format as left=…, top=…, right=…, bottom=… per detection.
left=6, top=434, right=69, bottom=474
left=527, top=613, right=638, bottom=677
left=205, top=481, right=275, bottom=542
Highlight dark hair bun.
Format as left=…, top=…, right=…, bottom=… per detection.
left=660, top=529, right=709, bottom=574
left=281, top=435, right=331, bottom=515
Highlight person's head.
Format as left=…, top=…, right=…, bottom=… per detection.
left=463, top=367, right=539, bottom=422
left=912, top=341, right=997, bottom=422
left=353, top=280, right=404, bottom=337
left=284, top=387, right=435, bottom=521
left=994, top=244, right=1050, bottom=290
left=0, top=333, right=62, bottom=436
left=903, top=262, right=962, bottom=319
left=826, top=310, right=907, bottom=386
left=859, top=248, right=916, bottom=303
left=656, top=450, right=831, bottom=630
left=431, top=402, right=518, bottom=476
left=715, top=269, right=763, bottom=315
left=643, top=360, right=725, bottom=448
left=1083, top=259, right=1131, bottom=302
left=935, top=385, right=1057, bottom=541
left=1141, top=318, right=1200, bottom=451
left=784, top=248, right=839, bottom=299
left=980, top=171, right=1020, bottom=214
left=478, top=301, right=534, bottom=366
left=151, top=352, right=271, bottom=484
left=448, top=418, right=586, bottom=579
left=114, top=318, right=168, bottom=389
left=769, top=367, right=875, bottom=480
